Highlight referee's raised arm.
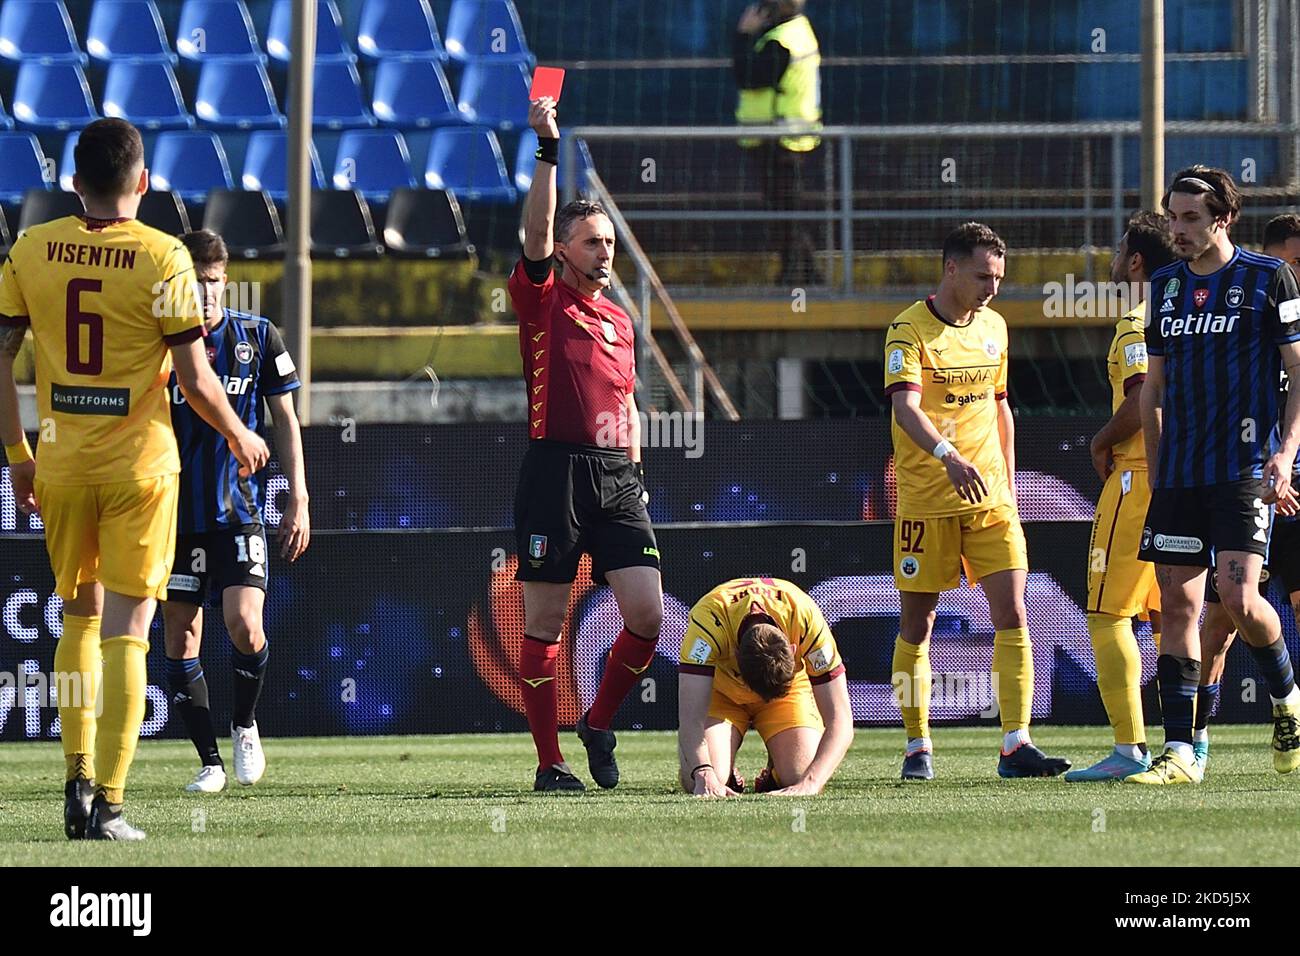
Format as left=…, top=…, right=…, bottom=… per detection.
left=521, top=97, right=560, bottom=263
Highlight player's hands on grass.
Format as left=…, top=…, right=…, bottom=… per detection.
left=230, top=427, right=270, bottom=478
left=692, top=767, right=738, bottom=798
left=1089, top=439, right=1114, bottom=484
left=9, top=459, right=38, bottom=515
left=528, top=97, right=559, bottom=139
left=1262, top=452, right=1296, bottom=505
left=278, top=494, right=310, bottom=562
left=941, top=450, right=988, bottom=503
left=768, top=777, right=823, bottom=797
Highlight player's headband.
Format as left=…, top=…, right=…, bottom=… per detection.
left=1173, top=176, right=1216, bottom=193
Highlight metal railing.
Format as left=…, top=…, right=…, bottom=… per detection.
left=562, top=121, right=1300, bottom=296
left=579, top=158, right=739, bottom=419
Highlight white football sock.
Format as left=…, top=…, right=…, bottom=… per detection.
left=1269, top=684, right=1300, bottom=707
left=1114, top=743, right=1145, bottom=762
left=1002, top=728, right=1031, bottom=752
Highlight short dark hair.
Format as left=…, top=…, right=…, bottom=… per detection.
left=1263, top=213, right=1300, bottom=250
left=1161, top=165, right=1241, bottom=226
left=181, top=229, right=229, bottom=268
left=555, top=199, right=609, bottom=243
left=942, top=221, right=1006, bottom=265
left=73, top=118, right=145, bottom=199
left=1123, top=210, right=1176, bottom=277
left=736, top=621, right=795, bottom=702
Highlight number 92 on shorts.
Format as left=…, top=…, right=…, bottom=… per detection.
left=892, top=502, right=1028, bottom=592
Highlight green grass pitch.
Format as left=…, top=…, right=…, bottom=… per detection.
left=2, top=726, right=1296, bottom=866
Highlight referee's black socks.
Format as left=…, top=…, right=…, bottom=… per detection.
left=166, top=656, right=223, bottom=767
left=231, top=643, right=269, bottom=730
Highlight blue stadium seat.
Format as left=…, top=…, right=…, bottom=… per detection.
left=0, top=95, right=14, bottom=131
left=456, top=60, right=529, bottom=130
left=0, top=1, right=85, bottom=64
left=313, top=61, right=374, bottom=129
left=443, top=0, right=531, bottom=62
left=86, top=0, right=174, bottom=62
left=102, top=61, right=193, bottom=130
left=11, top=62, right=97, bottom=131
left=151, top=130, right=233, bottom=202
left=513, top=128, right=536, bottom=192
left=0, top=133, right=52, bottom=205
left=194, top=60, right=285, bottom=129
left=58, top=130, right=77, bottom=190
left=371, top=57, right=462, bottom=128
left=356, top=0, right=445, bottom=61
left=332, top=129, right=416, bottom=201
left=424, top=126, right=515, bottom=203
left=176, top=0, right=262, bottom=61
left=242, top=130, right=324, bottom=200
left=266, top=0, right=353, bottom=63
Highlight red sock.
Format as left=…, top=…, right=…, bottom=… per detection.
left=587, top=628, right=658, bottom=730
left=520, top=635, right=563, bottom=769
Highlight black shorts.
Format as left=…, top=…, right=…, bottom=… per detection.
left=513, top=440, right=660, bottom=585
left=1206, top=515, right=1300, bottom=603
left=1139, top=478, right=1271, bottom=567
left=166, top=524, right=269, bottom=607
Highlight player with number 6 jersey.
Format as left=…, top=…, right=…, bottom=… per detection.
left=883, top=222, right=1070, bottom=782
left=0, top=119, right=269, bottom=840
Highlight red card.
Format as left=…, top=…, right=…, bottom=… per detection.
left=529, top=66, right=565, bottom=104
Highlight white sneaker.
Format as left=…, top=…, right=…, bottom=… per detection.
left=231, top=723, right=266, bottom=786
left=185, top=765, right=227, bottom=793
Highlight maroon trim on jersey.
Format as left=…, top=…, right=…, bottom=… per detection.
left=163, top=325, right=205, bottom=346
left=808, top=663, right=846, bottom=685
left=883, top=382, right=921, bottom=397
left=0, top=314, right=31, bottom=327
left=925, top=295, right=974, bottom=328
left=994, top=390, right=1009, bottom=401
left=678, top=663, right=715, bottom=676
left=77, top=215, right=131, bottom=232
left=1122, top=372, right=1147, bottom=394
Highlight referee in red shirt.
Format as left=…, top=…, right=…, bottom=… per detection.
left=508, top=96, right=663, bottom=792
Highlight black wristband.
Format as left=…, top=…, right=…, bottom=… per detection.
left=690, top=763, right=713, bottom=780
left=535, top=136, right=559, bottom=166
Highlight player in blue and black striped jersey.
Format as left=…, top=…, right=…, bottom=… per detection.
left=1195, top=214, right=1300, bottom=776
left=1134, top=167, right=1300, bottom=784
left=161, top=229, right=310, bottom=794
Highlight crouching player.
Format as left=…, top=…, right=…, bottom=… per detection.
left=677, top=578, right=853, bottom=797
left=162, top=230, right=309, bottom=792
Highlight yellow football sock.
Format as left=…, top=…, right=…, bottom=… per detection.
left=892, top=635, right=931, bottom=740
left=993, top=627, right=1033, bottom=733
left=1087, top=612, right=1145, bottom=745
left=94, top=635, right=150, bottom=802
left=54, top=614, right=101, bottom=781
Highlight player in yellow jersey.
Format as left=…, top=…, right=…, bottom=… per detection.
left=884, top=222, right=1070, bottom=780
left=678, top=578, right=852, bottom=796
left=1066, top=212, right=1176, bottom=781
left=0, top=119, right=269, bottom=840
